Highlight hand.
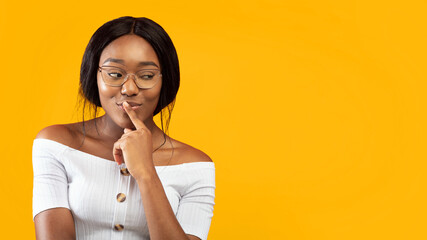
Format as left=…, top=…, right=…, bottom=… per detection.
left=112, top=101, right=155, bottom=178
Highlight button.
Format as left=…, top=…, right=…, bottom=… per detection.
left=120, top=168, right=130, bottom=176
left=117, top=193, right=126, bottom=202
left=114, top=224, right=124, bottom=231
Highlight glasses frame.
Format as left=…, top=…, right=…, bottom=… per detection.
left=98, top=66, right=162, bottom=89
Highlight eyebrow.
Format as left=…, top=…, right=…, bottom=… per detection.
left=102, top=58, right=159, bottom=68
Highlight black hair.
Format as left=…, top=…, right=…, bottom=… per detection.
left=79, top=16, right=180, bottom=136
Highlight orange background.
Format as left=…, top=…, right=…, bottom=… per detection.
left=0, top=0, right=426, bottom=239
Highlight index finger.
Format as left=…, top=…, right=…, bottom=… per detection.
left=123, top=101, right=147, bottom=130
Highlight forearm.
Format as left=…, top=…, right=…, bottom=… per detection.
left=136, top=171, right=189, bottom=240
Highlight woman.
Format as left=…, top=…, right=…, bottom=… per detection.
left=32, top=16, right=215, bottom=240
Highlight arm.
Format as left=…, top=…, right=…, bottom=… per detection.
left=136, top=166, right=215, bottom=240
left=114, top=102, right=214, bottom=240
left=33, top=126, right=77, bottom=240
left=35, top=208, right=76, bottom=240
left=136, top=173, right=199, bottom=240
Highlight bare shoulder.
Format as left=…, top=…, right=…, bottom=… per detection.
left=35, top=123, right=82, bottom=149
left=170, top=138, right=213, bottom=164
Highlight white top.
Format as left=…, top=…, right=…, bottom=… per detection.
left=32, top=138, right=215, bottom=240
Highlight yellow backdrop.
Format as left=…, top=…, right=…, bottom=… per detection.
left=1, top=0, right=426, bottom=239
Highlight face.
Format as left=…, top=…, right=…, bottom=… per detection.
left=97, top=34, right=162, bottom=129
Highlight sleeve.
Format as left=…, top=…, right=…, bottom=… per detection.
left=176, top=165, right=216, bottom=240
left=32, top=139, right=70, bottom=221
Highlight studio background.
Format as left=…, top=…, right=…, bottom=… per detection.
left=0, top=0, right=426, bottom=239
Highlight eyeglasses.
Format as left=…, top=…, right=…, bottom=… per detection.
left=98, top=66, right=162, bottom=89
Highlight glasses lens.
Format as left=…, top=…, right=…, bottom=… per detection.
left=101, top=67, right=126, bottom=86
left=135, top=70, right=161, bottom=89
left=100, top=67, right=161, bottom=88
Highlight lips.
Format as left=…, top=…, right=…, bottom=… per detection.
left=116, top=101, right=142, bottom=111
left=117, top=101, right=141, bottom=107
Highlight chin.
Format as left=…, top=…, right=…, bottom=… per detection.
left=115, top=116, right=137, bottom=129
left=102, top=108, right=133, bottom=129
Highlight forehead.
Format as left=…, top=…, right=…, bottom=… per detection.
left=99, top=34, right=159, bottom=68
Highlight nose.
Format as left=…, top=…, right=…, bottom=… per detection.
left=120, top=74, right=139, bottom=96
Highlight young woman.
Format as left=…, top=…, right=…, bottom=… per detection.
left=32, top=16, right=215, bottom=240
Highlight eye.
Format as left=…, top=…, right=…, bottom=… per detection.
left=108, top=72, right=123, bottom=78
left=102, top=66, right=125, bottom=79
left=138, top=72, right=155, bottom=80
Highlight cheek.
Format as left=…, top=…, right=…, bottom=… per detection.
left=97, top=78, right=117, bottom=102
left=137, top=81, right=162, bottom=115
left=146, top=80, right=162, bottom=103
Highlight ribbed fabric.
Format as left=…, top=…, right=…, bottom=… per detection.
left=32, top=138, right=216, bottom=240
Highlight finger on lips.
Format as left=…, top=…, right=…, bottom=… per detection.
left=115, top=102, right=151, bottom=166
left=123, top=101, right=146, bottom=130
